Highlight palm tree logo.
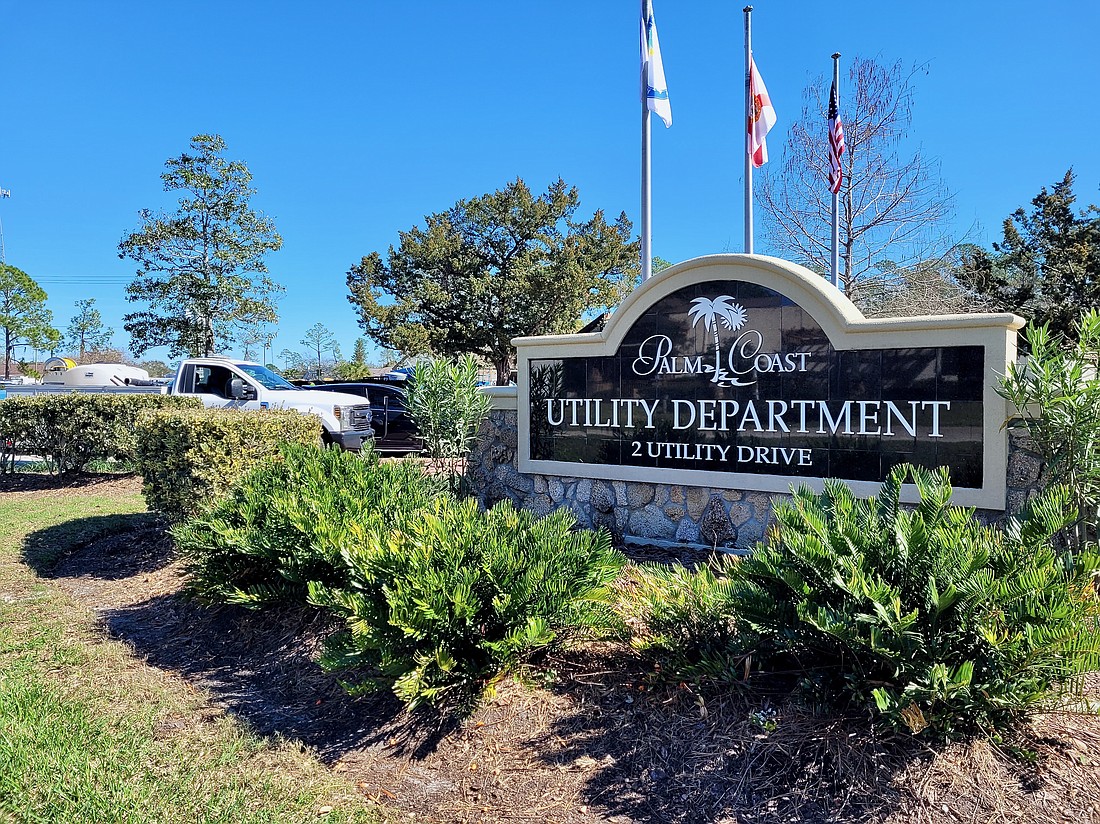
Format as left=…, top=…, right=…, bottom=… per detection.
left=688, top=296, right=748, bottom=385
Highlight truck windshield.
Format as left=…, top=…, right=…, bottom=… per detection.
left=235, top=364, right=299, bottom=391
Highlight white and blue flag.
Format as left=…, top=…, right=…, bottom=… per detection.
left=641, top=0, right=671, bottom=127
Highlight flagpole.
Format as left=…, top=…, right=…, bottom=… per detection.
left=640, top=0, right=653, bottom=282
left=642, top=76, right=653, bottom=282
left=744, top=6, right=753, bottom=254
left=831, top=52, right=841, bottom=288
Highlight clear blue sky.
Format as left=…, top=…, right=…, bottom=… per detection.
left=2, top=0, right=1098, bottom=366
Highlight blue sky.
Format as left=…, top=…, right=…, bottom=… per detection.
left=2, top=0, right=1097, bottom=366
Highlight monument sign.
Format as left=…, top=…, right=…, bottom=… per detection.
left=516, top=255, right=1024, bottom=509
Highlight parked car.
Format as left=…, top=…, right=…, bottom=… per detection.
left=306, top=382, right=421, bottom=455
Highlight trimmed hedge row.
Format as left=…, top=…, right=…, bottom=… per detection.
left=134, top=407, right=322, bottom=522
left=0, top=393, right=201, bottom=475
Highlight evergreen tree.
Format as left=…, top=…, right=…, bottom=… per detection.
left=300, top=323, right=336, bottom=376
left=0, top=263, right=58, bottom=380
left=119, top=134, right=283, bottom=357
left=958, top=170, right=1100, bottom=340
left=65, top=298, right=114, bottom=358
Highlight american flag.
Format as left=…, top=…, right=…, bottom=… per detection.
left=828, top=78, right=845, bottom=194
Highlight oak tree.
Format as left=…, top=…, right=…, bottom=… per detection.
left=346, top=178, right=638, bottom=384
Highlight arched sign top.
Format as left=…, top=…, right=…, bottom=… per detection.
left=513, top=254, right=1025, bottom=354
left=515, top=254, right=1025, bottom=510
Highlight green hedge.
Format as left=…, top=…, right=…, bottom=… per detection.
left=175, top=442, right=448, bottom=607
left=0, top=393, right=201, bottom=475
left=174, top=440, right=625, bottom=712
left=134, top=407, right=321, bottom=522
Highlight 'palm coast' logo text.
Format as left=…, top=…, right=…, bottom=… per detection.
left=631, top=297, right=811, bottom=387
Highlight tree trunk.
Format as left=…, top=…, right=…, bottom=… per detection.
left=495, top=355, right=512, bottom=386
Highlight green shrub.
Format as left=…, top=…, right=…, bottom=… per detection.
left=0, top=399, right=35, bottom=474
left=999, top=309, right=1100, bottom=548
left=0, top=393, right=200, bottom=475
left=406, top=355, right=491, bottom=480
left=620, top=556, right=747, bottom=684
left=174, top=443, right=448, bottom=607
left=629, top=465, right=1100, bottom=738
left=309, top=500, right=625, bottom=711
left=134, top=407, right=321, bottom=522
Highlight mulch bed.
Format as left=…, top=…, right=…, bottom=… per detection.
left=14, top=473, right=1100, bottom=823
left=0, top=471, right=144, bottom=496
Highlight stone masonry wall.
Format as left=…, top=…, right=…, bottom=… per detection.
left=467, top=409, right=1046, bottom=552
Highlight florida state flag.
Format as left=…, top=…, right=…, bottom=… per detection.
left=748, top=56, right=776, bottom=167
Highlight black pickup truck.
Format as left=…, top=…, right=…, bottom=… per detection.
left=304, top=381, right=421, bottom=455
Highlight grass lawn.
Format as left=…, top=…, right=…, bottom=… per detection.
left=0, top=479, right=383, bottom=824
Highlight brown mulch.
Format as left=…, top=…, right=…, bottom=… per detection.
left=16, top=474, right=1100, bottom=823
left=0, top=471, right=143, bottom=497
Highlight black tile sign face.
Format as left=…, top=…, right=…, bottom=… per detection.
left=528, top=279, right=985, bottom=488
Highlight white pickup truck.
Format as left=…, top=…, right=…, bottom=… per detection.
left=2, top=357, right=374, bottom=450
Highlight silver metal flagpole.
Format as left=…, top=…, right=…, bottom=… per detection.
left=831, top=52, right=841, bottom=288
left=640, top=0, right=653, bottom=282
left=642, top=88, right=653, bottom=281
left=0, top=186, right=9, bottom=264
left=744, top=6, right=753, bottom=254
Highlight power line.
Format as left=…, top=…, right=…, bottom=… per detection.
left=36, top=277, right=132, bottom=283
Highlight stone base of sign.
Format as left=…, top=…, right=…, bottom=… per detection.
left=1004, top=431, right=1045, bottom=514
left=467, top=407, right=1047, bottom=553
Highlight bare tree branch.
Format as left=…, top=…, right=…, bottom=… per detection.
left=758, top=58, right=956, bottom=306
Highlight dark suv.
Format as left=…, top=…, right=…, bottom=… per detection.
left=306, top=382, right=421, bottom=455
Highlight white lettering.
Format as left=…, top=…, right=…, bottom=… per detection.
left=698, top=399, right=717, bottom=430
left=817, top=402, right=852, bottom=435
left=790, top=400, right=814, bottom=433
left=719, top=400, right=739, bottom=431
left=739, top=401, right=763, bottom=431
left=567, top=398, right=584, bottom=427
left=858, top=401, right=881, bottom=435
left=767, top=400, right=790, bottom=433
left=672, top=399, right=696, bottom=430
left=921, top=401, right=952, bottom=438
left=883, top=401, right=918, bottom=437
left=638, top=398, right=660, bottom=429
left=546, top=399, right=564, bottom=426
left=632, top=335, right=673, bottom=376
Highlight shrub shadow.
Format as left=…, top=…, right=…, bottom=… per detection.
left=23, top=512, right=166, bottom=577
left=26, top=511, right=463, bottom=762
left=524, top=652, right=921, bottom=824
left=99, top=592, right=465, bottom=760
